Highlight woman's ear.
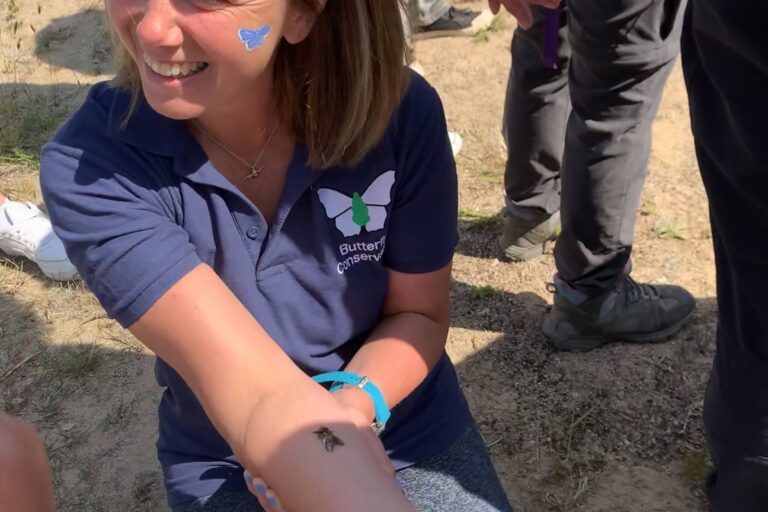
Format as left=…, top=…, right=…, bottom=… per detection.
left=283, top=1, right=326, bottom=45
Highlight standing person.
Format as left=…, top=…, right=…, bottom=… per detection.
left=0, top=192, right=77, bottom=281
left=40, top=0, right=514, bottom=511
left=497, top=0, right=696, bottom=351
left=682, top=0, right=768, bottom=508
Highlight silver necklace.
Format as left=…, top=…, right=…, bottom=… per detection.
left=194, top=119, right=280, bottom=180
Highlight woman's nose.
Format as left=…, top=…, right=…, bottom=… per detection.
left=135, top=0, right=184, bottom=49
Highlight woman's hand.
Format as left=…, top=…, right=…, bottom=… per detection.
left=332, top=387, right=395, bottom=477
left=238, top=382, right=413, bottom=512
left=245, top=470, right=286, bottom=512
left=243, top=387, right=398, bottom=511
left=488, top=0, right=561, bottom=29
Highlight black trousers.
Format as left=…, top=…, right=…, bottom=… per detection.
left=682, top=1, right=768, bottom=510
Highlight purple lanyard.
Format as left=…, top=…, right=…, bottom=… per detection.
left=542, top=8, right=560, bottom=70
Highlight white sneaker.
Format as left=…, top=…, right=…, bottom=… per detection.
left=448, top=131, right=463, bottom=157
left=0, top=200, right=79, bottom=281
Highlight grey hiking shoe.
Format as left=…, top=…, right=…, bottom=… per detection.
left=542, top=276, right=696, bottom=352
left=498, top=209, right=561, bottom=262
left=414, top=8, right=493, bottom=40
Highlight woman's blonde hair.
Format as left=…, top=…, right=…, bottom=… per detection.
left=110, top=0, right=409, bottom=169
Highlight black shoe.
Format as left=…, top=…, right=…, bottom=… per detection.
left=542, top=276, right=696, bottom=352
left=414, top=8, right=492, bottom=40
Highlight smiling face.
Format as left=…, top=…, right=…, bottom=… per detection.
left=106, top=0, right=313, bottom=120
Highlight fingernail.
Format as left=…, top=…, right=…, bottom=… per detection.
left=243, top=471, right=253, bottom=486
left=267, top=492, right=279, bottom=509
left=254, top=480, right=267, bottom=496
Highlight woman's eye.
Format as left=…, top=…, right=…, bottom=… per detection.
left=189, top=0, right=227, bottom=10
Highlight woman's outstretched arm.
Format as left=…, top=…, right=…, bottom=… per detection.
left=129, top=264, right=414, bottom=512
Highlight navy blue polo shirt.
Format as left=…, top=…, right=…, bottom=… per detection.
left=40, top=72, right=472, bottom=506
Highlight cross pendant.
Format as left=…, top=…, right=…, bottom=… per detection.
left=245, top=166, right=264, bottom=180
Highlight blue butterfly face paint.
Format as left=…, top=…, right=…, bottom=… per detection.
left=238, top=26, right=271, bottom=51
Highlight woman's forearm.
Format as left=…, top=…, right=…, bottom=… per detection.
left=335, top=311, right=448, bottom=422
left=333, top=264, right=452, bottom=422
left=128, top=264, right=309, bottom=449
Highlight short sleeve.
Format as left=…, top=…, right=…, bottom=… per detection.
left=383, top=74, right=458, bottom=274
left=40, top=93, right=201, bottom=328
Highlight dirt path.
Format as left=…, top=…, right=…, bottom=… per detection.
left=0, top=1, right=714, bottom=510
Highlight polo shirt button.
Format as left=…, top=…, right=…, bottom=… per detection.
left=246, top=227, right=259, bottom=240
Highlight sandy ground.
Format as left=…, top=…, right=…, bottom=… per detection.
left=0, top=1, right=714, bottom=510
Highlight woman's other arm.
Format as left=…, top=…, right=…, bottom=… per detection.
left=332, top=264, right=451, bottom=422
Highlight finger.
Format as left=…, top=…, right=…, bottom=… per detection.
left=380, top=458, right=395, bottom=477
left=374, top=444, right=395, bottom=477
left=245, top=473, right=273, bottom=511
left=265, top=490, right=285, bottom=512
left=372, top=446, right=395, bottom=477
left=251, top=477, right=273, bottom=510
left=243, top=470, right=257, bottom=496
left=361, top=429, right=395, bottom=477
left=501, top=0, right=533, bottom=29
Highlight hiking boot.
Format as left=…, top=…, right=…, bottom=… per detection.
left=414, top=8, right=493, bottom=40
left=542, top=276, right=696, bottom=352
left=498, top=208, right=561, bottom=262
left=0, top=200, right=78, bottom=281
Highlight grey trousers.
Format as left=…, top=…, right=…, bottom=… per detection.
left=172, top=426, right=513, bottom=511
left=502, top=0, right=686, bottom=294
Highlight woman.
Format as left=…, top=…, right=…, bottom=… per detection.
left=40, top=1, right=513, bottom=510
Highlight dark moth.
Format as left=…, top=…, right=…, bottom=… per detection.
left=313, top=427, right=345, bottom=452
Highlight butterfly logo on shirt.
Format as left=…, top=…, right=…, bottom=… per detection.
left=317, top=171, right=396, bottom=237
left=238, top=26, right=271, bottom=51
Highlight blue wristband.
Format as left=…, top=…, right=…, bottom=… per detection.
left=312, top=371, right=391, bottom=434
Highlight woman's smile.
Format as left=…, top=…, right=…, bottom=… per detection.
left=142, top=53, right=210, bottom=80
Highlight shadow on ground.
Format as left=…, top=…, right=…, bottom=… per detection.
left=34, top=8, right=112, bottom=76
left=457, top=214, right=508, bottom=260
left=452, top=285, right=716, bottom=511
